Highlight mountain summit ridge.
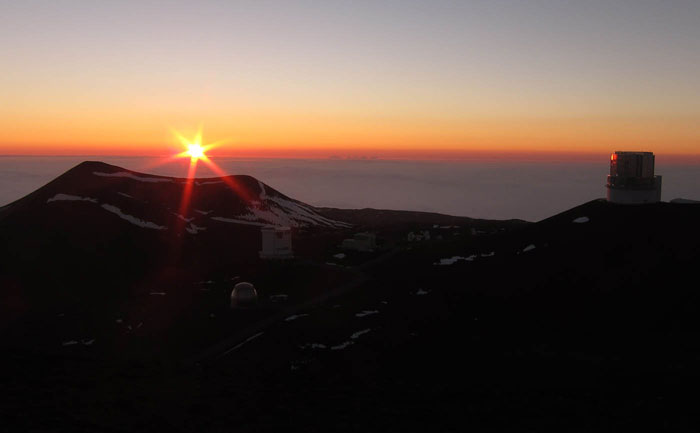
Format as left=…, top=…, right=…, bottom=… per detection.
left=0, top=160, right=351, bottom=230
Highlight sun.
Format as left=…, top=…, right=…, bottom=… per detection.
left=167, top=126, right=252, bottom=223
left=187, top=143, right=205, bottom=159
left=173, top=127, right=214, bottom=162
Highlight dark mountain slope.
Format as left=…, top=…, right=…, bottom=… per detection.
left=3, top=196, right=700, bottom=431
left=0, top=161, right=348, bottom=340
left=8, top=164, right=699, bottom=431
left=0, top=161, right=521, bottom=352
left=316, top=206, right=526, bottom=230
left=182, top=199, right=700, bottom=432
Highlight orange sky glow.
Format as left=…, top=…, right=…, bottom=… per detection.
left=2, top=114, right=698, bottom=161
left=1, top=2, right=698, bottom=161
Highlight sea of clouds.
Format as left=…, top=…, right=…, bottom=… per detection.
left=1, top=156, right=698, bottom=221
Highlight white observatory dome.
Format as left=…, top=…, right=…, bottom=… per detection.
left=230, top=282, right=258, bottom=309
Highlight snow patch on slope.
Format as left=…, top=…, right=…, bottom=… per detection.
left=222, top=332, right=264, bottom=356
left=210, top=216, right=268, bottom=227
left=355, top=310, right=379, bottom=318
left=101, top=204, right=167, bottom=230
left=350, top=329, right=371, bottom=339
left=224, top=195, right=350, bottom=228
left=331, top=341, right=354, bottom=350
left=240, top=205, right=298, bottom=227
left=434, top=255, right=476, bottom=265
left=185, top=223, right=206, bottom=234
left=47, top=194, right=98, bottom=204
left=174, top=213, right=194, bottom=222
left=266, top=195, right=351, bottom=228
left=300, top=343, right=327, bottom=350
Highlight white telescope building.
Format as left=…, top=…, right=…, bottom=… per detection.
left=606, top=151, right=662, bottom=204
left=259, top=226, right=293, bottom=259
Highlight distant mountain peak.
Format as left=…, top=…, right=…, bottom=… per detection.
left=1, top=161, right=351, bottom=231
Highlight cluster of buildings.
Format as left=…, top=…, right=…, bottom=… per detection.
left=407, top=230, right=431, bottom=242
left=236, top=149, right=666, bottom=311
left=340, top=232, right=376, bottom=252
left=256, top=150, right=661, bottom=262
left=258, top=227, right=379, bottom=259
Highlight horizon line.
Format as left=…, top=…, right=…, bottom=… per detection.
left=2, top=150, right=700, bottom=164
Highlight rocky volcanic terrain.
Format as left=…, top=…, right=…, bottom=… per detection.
left=1, top=162, right=700, bottom=432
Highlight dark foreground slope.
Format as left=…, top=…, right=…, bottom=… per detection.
left=180, top=200, right=700, bottom=433
left=1, top=161, right=697, bottom=431
left=2, top=194, right=700, bottom=432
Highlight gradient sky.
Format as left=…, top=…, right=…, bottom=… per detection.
left=1, top=0, right=699, bottom=158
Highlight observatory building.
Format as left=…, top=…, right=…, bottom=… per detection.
left=231, top=282, right=258, bottom=309
left=259, top=226, right=293, bottom=259
left=606, top=151, right=662, bottom=204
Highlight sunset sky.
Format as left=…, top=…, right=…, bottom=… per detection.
left=1, top=0, right=699, bottom=158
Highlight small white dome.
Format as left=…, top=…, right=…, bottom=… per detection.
left=231, top=282, right=258, bottom=308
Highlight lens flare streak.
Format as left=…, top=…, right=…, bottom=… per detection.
left=177, top=157, right=199, bottom=221
left=199, top=158, right=254, bottom=203
left=170, top=128, right=254, bottom=228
